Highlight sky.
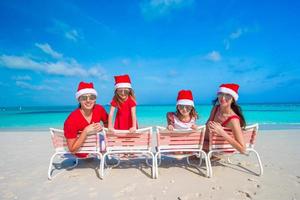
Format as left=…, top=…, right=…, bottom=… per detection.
left=0, top=0, right=300, bottom=106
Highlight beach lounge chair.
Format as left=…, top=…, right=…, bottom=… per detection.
left=155, top=126, right=209, bottom=178
left=207, top=123, right=263, bottom=177
left=47, top=128, right=102, bottom=180
left=100, top=127, right=155, bottom=179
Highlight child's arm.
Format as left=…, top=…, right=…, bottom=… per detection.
left=129, top=106, right=137, bottom=133
left=191, top=124, right=198, bottom=130
left=108, top=106, right=115, bottom=131
left=166, top=112, right=175, bottom=130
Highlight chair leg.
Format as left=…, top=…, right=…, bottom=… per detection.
left=48, top=153, right=58, bottom=180
left=100, top=153, right=107, bottom=179
left=154, top=154, right=157, bottom=179
left=248, top=149, right=264, bottom=176
left=148, top=152, right=155, bottom=179
left=200, top=151, right=210, bottom=178
left=96, top=152, right=102, bottom=179
left=48, top=153, right=68, bottom=180
left=154, top=153, right=160, bottom=178
left=207, top=151, right=213, bottom=178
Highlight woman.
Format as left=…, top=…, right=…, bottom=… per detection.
left=64, top=82, right=108, bottom=157
left=205, top=83, right=246, bottom=154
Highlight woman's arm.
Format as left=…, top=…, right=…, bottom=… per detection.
left=66, top=123, right=102, bottom=153
left=208, top=120, right=246, bottom=153
left=129, top=106, right=137, bottom=132
left=228, top=119, right=246, bottom=153
left=108, top=106, right=115, bottom=131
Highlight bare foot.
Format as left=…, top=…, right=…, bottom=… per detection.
left=210, top=155, right=221, bottom=162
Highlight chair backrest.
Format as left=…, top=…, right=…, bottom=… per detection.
left=209, top=123, right=259, bottom=152
left=103, top=127, right=153, bottom=152
left=156, top=126, right=206, bottom=151
left=49, top=128, right=100, bottom=153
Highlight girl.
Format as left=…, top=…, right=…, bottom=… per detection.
left=64, top=82, right=108, bottom=158
left=167, top=90, right=198, bottom=130
left=108, top=74, right=138, bottom=132
left=205, top=83, right=246, bottom=154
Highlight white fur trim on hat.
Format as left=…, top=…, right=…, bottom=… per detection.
left=115, top=83, right=132, bottom=89
left=218, top=87, right=239, bottom=101
left=176, top=99, right=194, bottom=106
left=75, top=88, right=98, bottom=99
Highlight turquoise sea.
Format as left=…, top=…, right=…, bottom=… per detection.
left=0, top=104, right=300, bottom=131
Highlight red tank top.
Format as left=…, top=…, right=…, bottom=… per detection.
left=212, top=105, right=240, bottom=127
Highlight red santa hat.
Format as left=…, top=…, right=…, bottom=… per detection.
left=114, top=74, right=132, bottom=89
left=176, top=90, right=194, bottom=106
left=217, top=83, right=239, bottom=101
left=75, top=82, right=98, bottom=100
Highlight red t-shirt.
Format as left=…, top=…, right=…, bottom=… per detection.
left=110, top=97, right=137, bottom=130
left=64, top=104, right=108, bottom=157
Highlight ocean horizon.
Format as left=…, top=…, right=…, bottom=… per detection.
left=1, top=103, right=300, bottom=131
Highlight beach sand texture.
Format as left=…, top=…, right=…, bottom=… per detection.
left=0, top=129, right=299, bottom=200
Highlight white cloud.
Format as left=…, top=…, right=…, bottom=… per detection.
left=35, top=43, right=63, bottom=59
left=141, top=0, right=194, bottom=20
left=65, top=29, right=79, bottom=42
left=49, top=19, right=82, bottom=42
left=15, top=81, right=54, bottom=91
left=0, top=54, right=108, bottom=80
left=230, top=28, right=248, bottom=39
left=12, top=75, right=32, bottom=81
left=24, top=43, right=107, bottom=79
left=87, top=66, right=109, bottom=80
left=224, top=27, right=250, bottom=50
left=224, top=39, right=230, bottom=50
left=0, top=55, right=42, bottom=70
left=205, top=51, right=221, bottom=62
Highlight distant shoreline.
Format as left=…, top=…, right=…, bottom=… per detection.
left=1, top=102, right=300, bottom=109
left=1, top=124, right=300, bottom=132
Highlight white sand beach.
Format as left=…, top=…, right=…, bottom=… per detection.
left=0, top=129, right=299, bottom=200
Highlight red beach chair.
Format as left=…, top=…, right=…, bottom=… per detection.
left=48, top=128, right=102, bottom=180
left=207, top=123, right=263, bottom=177
left=100, top=127, right=155, bottom=179
left=155, top=126, right=209, bottom=178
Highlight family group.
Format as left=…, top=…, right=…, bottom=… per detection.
left=63, top=74, right=247, bottom=158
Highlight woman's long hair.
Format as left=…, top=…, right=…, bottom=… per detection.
left=176, top=106, right=199, bottom=121
left=113, top=88, right=136, bottom=108
left=212, top=98, right=246, bottom=128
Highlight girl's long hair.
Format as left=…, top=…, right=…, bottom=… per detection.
left=113, top=88, right=136, bottom=108
left=176, top=106, right=199, bottom=121
left=212, top=98, right=246, bottom=128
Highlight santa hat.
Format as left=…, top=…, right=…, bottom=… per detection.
left=176, top=90, right=194, bottom=106
left=114, top=74, right=132, bottom=89
left=75, top=82, right=98, bottom=100
left=217, top=83, right=239, bottom=101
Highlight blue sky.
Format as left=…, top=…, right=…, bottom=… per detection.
left=0, top=0, right=299, bottom=106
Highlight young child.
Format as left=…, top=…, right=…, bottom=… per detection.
left=108, top=74, right=138, bottom=132
left=167, top=90, right=198, bottom=130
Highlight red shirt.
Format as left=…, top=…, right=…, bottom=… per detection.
left=111, top=97, right=137, bottom=130
left=64, top=104, right=108, bottom=157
